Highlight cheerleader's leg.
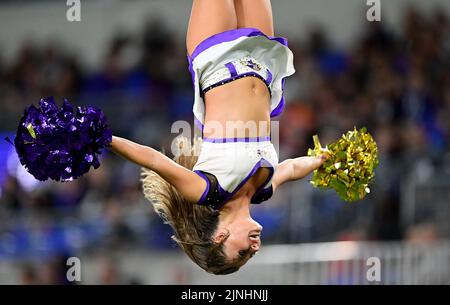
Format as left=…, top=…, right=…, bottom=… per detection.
left=234, top=0, right=274, bottom=36
left=186, top=0, right=237, bottom=56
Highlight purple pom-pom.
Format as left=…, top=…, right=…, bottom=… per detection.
left=13, top=97, right=112, bottom=182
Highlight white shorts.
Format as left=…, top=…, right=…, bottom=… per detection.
left=187, top=27, right=296, bottom=129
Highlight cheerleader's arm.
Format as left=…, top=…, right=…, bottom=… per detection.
left=272, top=155, right=328, bottom=191
left=110, top=136, right=207, bottom=203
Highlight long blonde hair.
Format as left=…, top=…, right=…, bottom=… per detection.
left=140, top=137, right=247, bottom=274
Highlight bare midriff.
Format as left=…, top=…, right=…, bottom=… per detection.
left=203, top=76, right=271, bottom=139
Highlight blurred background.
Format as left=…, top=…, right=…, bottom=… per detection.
left=0, top=0, right=449, bottom=284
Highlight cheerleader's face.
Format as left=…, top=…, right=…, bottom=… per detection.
left=214, top=217, right=262, bottom=261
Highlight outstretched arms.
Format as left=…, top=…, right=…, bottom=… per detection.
left=272, top=155, right=327, bottom=192
left=110, top=136, right=206, bottom=203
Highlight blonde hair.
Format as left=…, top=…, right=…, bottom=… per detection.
left=141, top=136, right=247, bottom=274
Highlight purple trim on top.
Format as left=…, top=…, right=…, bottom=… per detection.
left=225, top=62, right=238, bottom=77
left=193, top=170, right=211, bottom=205
left=270, top=78, right=287, bottom=118
left=194, top=158, right=275, bottom=208
left=190, top=28, right=288, bottom=61
left=203, top=136, right=271, bottom=143
left=225, top=158, right=275, bottom=204
left=251, top=161, right=275, bottom=202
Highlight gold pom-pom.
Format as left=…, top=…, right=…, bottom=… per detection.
left=307, top=127, right=379, bottom=202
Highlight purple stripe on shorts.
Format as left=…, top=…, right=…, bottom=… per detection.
left=225, top=62, right=238, bottom=77
left=202, top=136, right=271, bottom=143
left=270, top=78, right=287, bottom=117
left=190, top=28, right=289, bottom=61
left=266, top=69, right=273, bottom=85
left=194, top=115, right=204, bottom=129
left=187, top=55, right=195, bottom=87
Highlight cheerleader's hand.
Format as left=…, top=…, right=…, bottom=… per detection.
left=292, top=154, right=329, bottom=179
left=312, top=153, right=330, bottom=169
left=272, top=153, right=330, bottom=191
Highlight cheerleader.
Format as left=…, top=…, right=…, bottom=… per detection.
left=109, top=0, right=328, bottom=275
